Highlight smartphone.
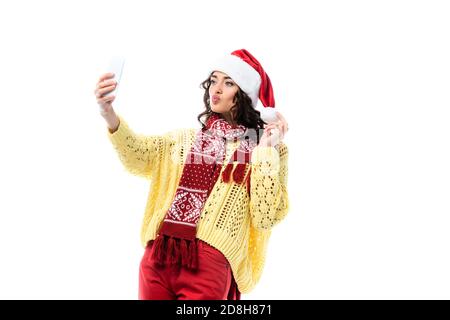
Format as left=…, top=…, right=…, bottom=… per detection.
left=104, top=56, right=125, bottom=97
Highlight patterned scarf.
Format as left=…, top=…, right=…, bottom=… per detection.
left=150, top=112, right=258, bottom=270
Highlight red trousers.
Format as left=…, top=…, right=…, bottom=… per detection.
left=139, top=238, right=241, bottom=300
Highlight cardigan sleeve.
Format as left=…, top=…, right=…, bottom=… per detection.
left=249, top=142, right=289, bottom=230
left=106, top=114, right=168, bottom=179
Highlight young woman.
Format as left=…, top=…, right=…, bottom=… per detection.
left=94, top=49, right=289, bottom=300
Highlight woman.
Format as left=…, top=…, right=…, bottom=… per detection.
left=93, top=49, right=289, bottom=300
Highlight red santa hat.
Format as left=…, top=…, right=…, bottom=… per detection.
left=207, top=49, right=277, bottom=123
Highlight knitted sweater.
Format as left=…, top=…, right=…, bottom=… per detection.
left=106, top=114, right=290, bottom=294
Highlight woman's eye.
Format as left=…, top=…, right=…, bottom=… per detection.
left=209, top=79, right=233, bottom=86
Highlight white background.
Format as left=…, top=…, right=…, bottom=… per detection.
left=0, top=0, right=449, bottom=299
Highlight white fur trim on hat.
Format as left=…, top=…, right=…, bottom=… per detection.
left=208, top=55, right=262, bottom=108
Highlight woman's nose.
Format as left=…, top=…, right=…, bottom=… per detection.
left=212, top=82, right=223, bottom=93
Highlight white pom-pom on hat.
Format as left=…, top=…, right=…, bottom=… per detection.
left=260, top=106, right=278, bottom=123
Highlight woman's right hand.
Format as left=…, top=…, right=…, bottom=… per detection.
left=94, top=72, right=117, bottom=115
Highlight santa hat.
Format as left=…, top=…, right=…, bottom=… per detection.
left=207, top=49, right=277, bottom=123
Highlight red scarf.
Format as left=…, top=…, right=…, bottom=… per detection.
left=150, top=113, right=258, bottom=270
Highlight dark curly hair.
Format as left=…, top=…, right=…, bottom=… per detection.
left=197, top=71, right=267, bottom=144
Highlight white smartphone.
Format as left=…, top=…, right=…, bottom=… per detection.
left=104, top=56, right=125, bottom=97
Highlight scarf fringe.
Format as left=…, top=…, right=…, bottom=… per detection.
left=168, top=236, right=179, bottom=265
left=180, top=237, right=189, bottom=267
left=222, top=162, right=249, bottom=185
left=188, top=238, right=199, bottom=270
left=150, top=234, right=199, bottom=270
left=222, top=163, right=234, bottom=183
left=232, top=163, right=247, bottom=184
left=151, top=234, right=167, bottom=266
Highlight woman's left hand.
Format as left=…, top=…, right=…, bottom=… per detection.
left=258, top=111, right=289, bottom=147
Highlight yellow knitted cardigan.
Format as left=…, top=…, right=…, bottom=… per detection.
left=106, top=114, right=290, bottom=294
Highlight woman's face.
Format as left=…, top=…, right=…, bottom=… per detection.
left=209, top=71, right=239, bottom=123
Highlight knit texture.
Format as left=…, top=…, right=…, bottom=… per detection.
left=106, top=114, right=290, bottom=294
